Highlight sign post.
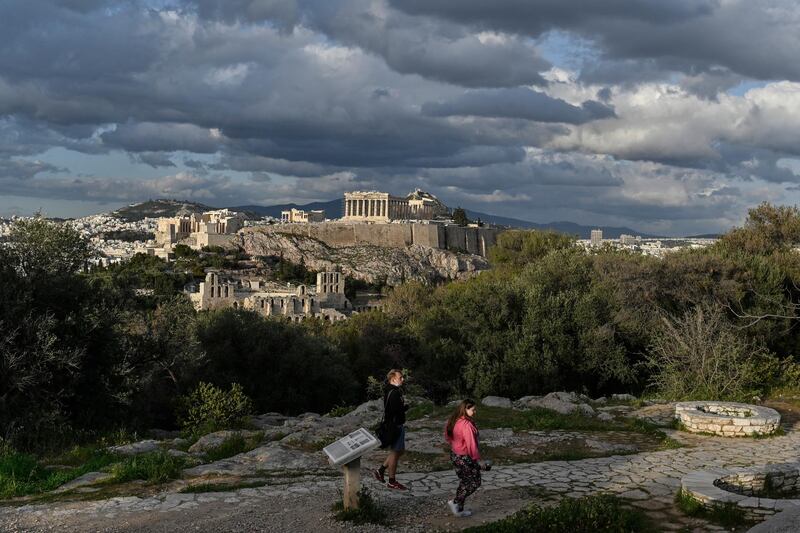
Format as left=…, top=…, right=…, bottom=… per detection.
left=323, top=428, right=380, bottom=510
left=342, top=457, right=361, bottom=510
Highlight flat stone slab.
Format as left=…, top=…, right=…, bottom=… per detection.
left=747, top=506, right=800, bottom=533
left=54, top=472, right=114, bottom=493
left=108, top=440, right=161, bottom=456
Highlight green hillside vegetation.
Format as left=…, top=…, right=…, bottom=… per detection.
left=2, top=202, right=800, bottom=455
left=112, top=199, right=214, bottom=222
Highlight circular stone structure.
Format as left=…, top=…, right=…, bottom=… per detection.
left=681, top=463, right=800, bottom=521
left=674, top=401, right=780, bottom=437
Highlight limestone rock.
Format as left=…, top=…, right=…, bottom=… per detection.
left=597, top=412, right=614, bottom=422
left=54, top=472, right=113, bottom=493
left=170, top=438, right=189, bottom=449
left=612, top=393, right=636, bottom=401
left=182, top=442, right=324, bottom=478
left=250, top=413, right=291, bottom=429
left=480, top=428, right=516, bottom=447
left=481, top=396, right=512, bottom=408
left=167, top=449, right=191, bottom=458
left=344, top=400, right=383, bottom=419
left=188, top=430, right=263, bottom=455
left=514, top=395, right=541, bottom=407
left=515, top=391, right=594, bottom=416
left=236, top=230, right=490, bottom=285
left=109, top=439, right=161, bottom=456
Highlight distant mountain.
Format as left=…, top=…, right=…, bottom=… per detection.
left=230, top=199, right=342, bottom=219
left=230, top=200, right=654, bottom=239
left=113, top=199, right=215, bottom=222
left=686, top=233, right=721, bottom=239
left=113, top=198, right=654, bottom=239
left=469, top=217, right=659, bottom=239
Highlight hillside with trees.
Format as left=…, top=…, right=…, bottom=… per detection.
left=2, top=203, right=800, bottom=454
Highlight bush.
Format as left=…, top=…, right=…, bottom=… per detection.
left=111, top=451, right=185, bottom=483
left=464, top=494, right=653, bottom=532
left=179, top=382, right=253, bottom=437
left=203, top=433, right=262, bottom=462
left=196, top=309, right=359, bottom=415
left=0, top=445, right=116, bottom=498
left=645, top=304, right=773, bottom=400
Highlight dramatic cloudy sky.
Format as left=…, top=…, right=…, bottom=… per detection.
left=2, top=0, right=800, bottom=234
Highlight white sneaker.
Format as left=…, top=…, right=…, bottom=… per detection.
left=447, top=500, right=472, bottom=517
left=447, top=500, right=460, bottom=516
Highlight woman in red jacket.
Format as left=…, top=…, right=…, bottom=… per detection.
left=444, top=399, right=486, bottom=517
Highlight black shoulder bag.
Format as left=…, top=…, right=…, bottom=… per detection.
left=375, top=389, right=400, bottom=448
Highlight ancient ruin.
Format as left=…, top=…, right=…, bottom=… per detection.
left=156, top=209, right=243, bottom=249
left=281, top=208, right=325, bottom=223
left=342, top=189, right=449, bottom=222
left=188, top=270, right=370, bottom=321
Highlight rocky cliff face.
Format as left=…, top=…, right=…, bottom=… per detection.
left=236, top=230, right=490, bottom=285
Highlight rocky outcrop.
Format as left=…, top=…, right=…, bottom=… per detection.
left=481, top=396, right=512, bottom=408
left=236, top=230, right=490, bottom=285
left=188, top=430, right=263, bottom=455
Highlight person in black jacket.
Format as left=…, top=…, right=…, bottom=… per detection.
left=373, top=368, right=409, bottom=490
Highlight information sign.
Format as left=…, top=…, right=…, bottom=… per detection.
left=323, top=428, right=380, bottom=467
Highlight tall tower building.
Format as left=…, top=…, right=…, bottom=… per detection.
left=590, top=229, right=603, bottom=247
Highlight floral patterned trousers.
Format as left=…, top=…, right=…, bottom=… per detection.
left=451, top=452, right=482, bottom=507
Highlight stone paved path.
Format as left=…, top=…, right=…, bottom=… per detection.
left=3, top=426, right=800, bottom=531
left=3, top=406, right=800, bottom=532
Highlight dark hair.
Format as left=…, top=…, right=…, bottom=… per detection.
left=445, top=399, right=476, bottom=438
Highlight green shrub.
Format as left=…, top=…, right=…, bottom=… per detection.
left=111, top=451, right=185, bottom=484
left=331, top=488, right=388, bottom=525
left=179, top=382, right=253, bottom=437
left=0, top=446, right=116, bottom=498
left=645, top=304, right=772, bottom=400
left=203, top=433, right=262, bottom=462
left=326, top=405, right=357, bottom=417
left=465, top=494, right=654, bottom=532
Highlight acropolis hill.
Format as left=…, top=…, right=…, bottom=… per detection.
left=149, top=190, right=501, bottom=285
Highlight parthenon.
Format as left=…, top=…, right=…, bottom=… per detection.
left=342, top=189, right=447, bottom=222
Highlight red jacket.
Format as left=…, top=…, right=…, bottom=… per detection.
left=445, top=416, right=481, bottom=461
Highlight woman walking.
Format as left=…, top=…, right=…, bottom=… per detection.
left=444, top=399, right=486, bottom=517
left=373, top=369, right=408, bottom=490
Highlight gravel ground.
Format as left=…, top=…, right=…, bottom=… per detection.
left=0, top=486, right=542, bottom=533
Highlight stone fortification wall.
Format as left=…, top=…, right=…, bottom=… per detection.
left=240, top=222, right=500, bottom=257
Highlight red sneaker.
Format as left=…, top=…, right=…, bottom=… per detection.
left=373, top=469, right=385, bottom=483
left=386, top=480, right=408, bottom=490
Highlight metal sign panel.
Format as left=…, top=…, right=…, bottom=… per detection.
left=323, top=428, right=380, bottom=467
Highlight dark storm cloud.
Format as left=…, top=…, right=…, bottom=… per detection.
left=211, top=154, right=329, bottom=177
left=423, top=88, right=615, bottom=124
left=0, top=0, right=798, bottom=234
left=0, top=158, right=66, bottom=180
left=132, top=152, right=177, bottom=168
left=192, top=0, right=550, bottom=88
left=388, top=0, right=716, bottom=35
left=390, top=0, right=800, bottom=84
left=101, top=123, right=225, bottom=154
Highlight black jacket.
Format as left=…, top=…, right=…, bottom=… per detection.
left=383, top=384, right=406, bottom=427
